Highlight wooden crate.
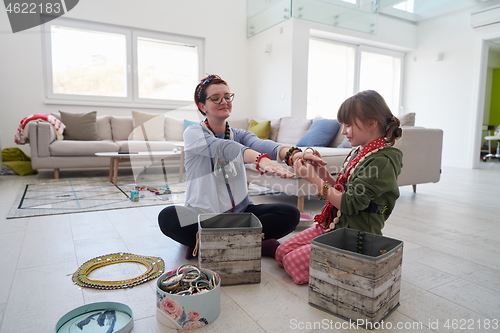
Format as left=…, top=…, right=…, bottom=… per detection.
left=198, top=213, right=262, bottom=285
left=309, top=228, right=403, bottom=327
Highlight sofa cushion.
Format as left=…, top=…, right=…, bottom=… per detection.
left=60, top=111, right=99, bottom=141
left=164, top=115, right=184, bottom=141
left=111, top=116, right=133, bottom=141
left=117, top=140, right=183, bottom=152
left=270, top=118, right=281, bottom=142
left=228, top=118, right=249, bottom=130
left=97, top=115, right=112, bottom=141
left=297, top=118, right=340, bottom=147
left=276, top=117, right=312, bottom=144
left=184, top=119, right=198, bottom=130
left=132, top=111, right=165, bottom=141
left=251, top=118, right=280, bottom=141
left=337, top=137, right=352, bottom=148
left=400, top=112, right=416, bottom=126
left=248, top=119, right=271, bottom=140
left=50, top=140, right=119, bottom=156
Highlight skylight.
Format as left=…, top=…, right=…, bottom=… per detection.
left=394, top=0, right=414, bottom=13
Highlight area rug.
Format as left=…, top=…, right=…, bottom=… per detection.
left=7, top=176, right=186, bottom=219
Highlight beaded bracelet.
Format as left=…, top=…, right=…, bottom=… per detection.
left=284, top=146, right=302, bottom=166
left=302, top=147, right=315, bottom=163
left=317, top=182, right=332, bottom=200
left=255, top=153, right=271, bottom=175
left=288, top=150, right=303, bottom=166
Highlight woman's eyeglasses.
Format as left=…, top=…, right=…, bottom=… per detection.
left=206, top=93, right=235, bottom=104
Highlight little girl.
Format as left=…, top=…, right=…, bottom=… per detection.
left=276, top=90, right=403, bottom=284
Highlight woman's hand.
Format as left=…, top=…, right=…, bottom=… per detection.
left=257, top=157, right=296, bottom=178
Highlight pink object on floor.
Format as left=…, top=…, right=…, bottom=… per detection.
left=300, top=213, right=313, bottom=221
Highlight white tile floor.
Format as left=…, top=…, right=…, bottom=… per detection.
left=0, top=163, right=499, bottom=333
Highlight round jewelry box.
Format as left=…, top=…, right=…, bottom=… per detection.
left=55, top=301, right=133, bottom=333
left=156, top=267, right=221, bottom=329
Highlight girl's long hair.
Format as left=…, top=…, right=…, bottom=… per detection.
left=337, top=90, right=402, bottom=146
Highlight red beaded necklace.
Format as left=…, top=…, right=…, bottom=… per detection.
left=315, top=137, right=387, bottom=230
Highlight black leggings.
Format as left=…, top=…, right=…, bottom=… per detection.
left=158, top=203, right=300, bottom=248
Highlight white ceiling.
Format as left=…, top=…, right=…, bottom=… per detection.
left=379, top=0, right=497, bottom=22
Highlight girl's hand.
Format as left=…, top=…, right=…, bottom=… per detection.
left=292, top=157, right=318, bottom=180
left=311, top=162, right=332, bottom=182
left=290, top=148, right=330, bottom=182
left=291, top=148, right=327, bottom=167
left=258, top=157, right=296, bottom=178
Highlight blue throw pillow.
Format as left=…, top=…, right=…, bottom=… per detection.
left=296, top=119, right=340, bottom=147
left=183, top=119, right=198, bottom=130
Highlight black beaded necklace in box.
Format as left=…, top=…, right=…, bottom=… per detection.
left=356, top=231, right=365, bottom=254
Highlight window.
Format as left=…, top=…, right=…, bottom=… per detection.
left=393, top=0, right=414, bottom=13
left=42, top=18, right=203, bottom=108
left=307, top=39, right=355, bottom=120
left=307, top=38, right=403, bottom=119
left=359, top=46, right=402, bottom=114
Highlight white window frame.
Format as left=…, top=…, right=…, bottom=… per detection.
left=357, top=44, right=404, bottom=113
left=41, top=17, right=204, bottom=109
left=306, top=37, right=404, bottom=118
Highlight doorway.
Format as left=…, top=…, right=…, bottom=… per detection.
left=473, top=35, right=500, bottom=168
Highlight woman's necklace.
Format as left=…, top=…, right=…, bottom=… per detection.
left=204, top=118, right=230, bottom=139
left=204, top=118, right=236, bottom=212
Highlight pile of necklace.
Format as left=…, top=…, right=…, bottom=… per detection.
left=72, top=252, right=165, bottom=290
left=356, top=231, right=365, bottom=254
left=159, top=264, right=219, bottom=296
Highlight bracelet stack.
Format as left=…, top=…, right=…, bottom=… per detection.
left=302, top=147, right=315, bottom=163
left=255, top=153, right=271, bottom=175
left=284, top=146, right=302, bottom=166
left=317, top=182, right=332, bottom=200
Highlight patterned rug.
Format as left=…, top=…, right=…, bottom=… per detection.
left=7, top=176, right=186, bottom=219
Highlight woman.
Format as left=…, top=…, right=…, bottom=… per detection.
left=158, top=74, right=324, bottom=259
left=275, top=90, right=403, bottom=284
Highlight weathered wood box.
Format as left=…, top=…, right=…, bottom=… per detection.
left=309, top=228, right=403, bottom=327
left=198, top=213, right=262, bottom=285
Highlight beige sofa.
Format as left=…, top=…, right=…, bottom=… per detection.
left=28, top=114, right=187, bottom=178
left=27, top=113, right=443, bottom=210
left=244, top=116, right=443, bottom=211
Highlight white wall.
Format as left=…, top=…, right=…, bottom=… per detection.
left=403, top=2, right=500, bottom=168
left=0, top=0, right=250, bottom=154
left=247, top=14, right=418, bottom=120
left=3, top=0, right=500, bottom=169
left=247, top=19, right=295, bottom=119
left=246, top=1, right=500, bottom=168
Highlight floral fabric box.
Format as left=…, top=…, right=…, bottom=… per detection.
left=156, top=268, right=221, bottom=330
left=309, top=228, right=403, bottom=327
left=198, top=213, right=262, bottom=285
